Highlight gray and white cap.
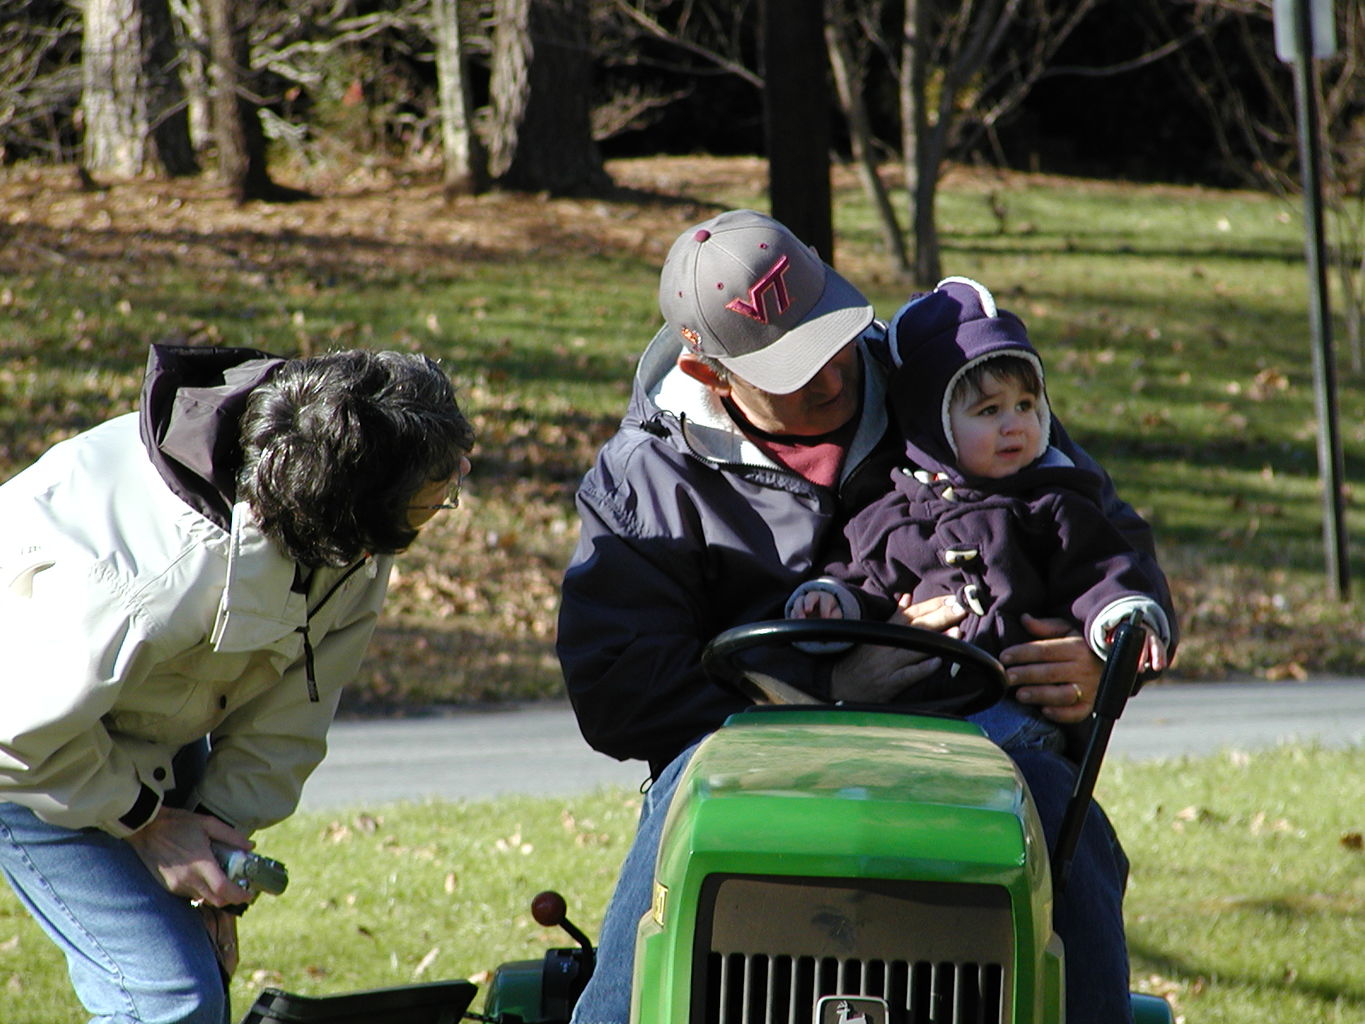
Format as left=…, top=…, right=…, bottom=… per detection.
left=658, top=209, right=874, bottom=395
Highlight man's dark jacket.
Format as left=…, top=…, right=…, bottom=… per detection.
left=556, top=323, right=1170, bottom=778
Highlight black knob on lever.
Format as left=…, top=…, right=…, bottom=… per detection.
left=531, top=890, right=593, bottom=955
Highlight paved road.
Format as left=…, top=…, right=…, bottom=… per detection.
left=296, top=679, right=1364, bottom=812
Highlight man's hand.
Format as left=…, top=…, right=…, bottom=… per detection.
left=125, top=805, right=256, bottom=908
left=1000, top=614, right=1102, bottom=723
left=830, top=594, right=966, bottom=702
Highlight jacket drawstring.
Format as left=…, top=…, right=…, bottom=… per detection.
left=293, top=559, right=368, bottom=702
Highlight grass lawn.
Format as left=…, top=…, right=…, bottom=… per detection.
left=1108, top=745, right=1365, bottom=1022
left=2, top=156, right=1360, bottom=707
left=0, top=156, right=1359, bottom=1021
left=0, top=744, right=1360, bottom=1023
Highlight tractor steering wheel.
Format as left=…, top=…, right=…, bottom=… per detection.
left=702, top=619, right=1007, bottom=718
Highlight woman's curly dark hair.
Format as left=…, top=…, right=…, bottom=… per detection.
left=237, top=350, right=475, bottom=567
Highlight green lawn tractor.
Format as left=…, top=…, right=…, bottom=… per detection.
left=241, top=617, right=1173, bottom=1024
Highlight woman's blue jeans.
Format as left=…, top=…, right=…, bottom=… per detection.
left=0, top=751, right=229, bottom=1024
left=570, top=737, right=1133, bottom=1024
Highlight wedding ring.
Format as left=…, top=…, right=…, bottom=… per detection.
left=1072, top=683, right=1085, bottom=705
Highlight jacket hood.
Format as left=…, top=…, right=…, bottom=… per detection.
left=887, top=277, right=1051, bottom=480
left=631, top=323, right=890, bottom=484
left=138, top=343, right=285, bottom=528
left=635, top=325, right=767, bottom=468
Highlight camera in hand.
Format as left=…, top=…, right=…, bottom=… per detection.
left=211, top=842, right=289, bottom=896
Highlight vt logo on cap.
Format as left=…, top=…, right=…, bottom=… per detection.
left=658, top=209, right=874, bottom=395
left=725, top=253, right=792, bottom=324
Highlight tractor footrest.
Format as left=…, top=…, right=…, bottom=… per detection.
left=239, top=981, right=476, bottom=1024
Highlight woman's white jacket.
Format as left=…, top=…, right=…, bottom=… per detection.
left=0, top=402, right=391, bottom=839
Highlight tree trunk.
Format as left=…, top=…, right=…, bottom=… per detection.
left=143, top=0, right=197, bottom=174
left=82, top=0, right=196, bottom=178
left=488, top=0, right=610, bottom=195
left=762, top=0, right=833, bottom=263
left=83, top=0, right=145, bottom=177
left=433, top=0, right=488, bottom=196
left=203, top=0, right=281, bottom=202
left=172, top=0, right=215, bottom=154
left=826, top=1, right=909, bottom=276
left=901, top=0, right=1034, bottom=286
left=900, top=0, right=940, bottom=285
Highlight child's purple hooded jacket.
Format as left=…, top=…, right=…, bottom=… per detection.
left=812, top=278, right=1174, bottom=689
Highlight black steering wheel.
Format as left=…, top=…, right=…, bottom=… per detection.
left=702, top=619, right=1006, bottom=718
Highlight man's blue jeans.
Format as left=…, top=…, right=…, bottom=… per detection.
left=570, top=740, right=701, bottom=1024
left=570, top=738, right=1133, bottom=1024
left=0, top=801, right=229, bottom=1024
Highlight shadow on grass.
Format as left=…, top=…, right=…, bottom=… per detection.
left=5, top=219, right=568, bottom=286
left=1130, top=938, right=1365, bottom=1015
left=946, top=233, right=1304, bottom=266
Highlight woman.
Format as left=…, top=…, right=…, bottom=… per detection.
left=0, top=344, right=474, bottom=1023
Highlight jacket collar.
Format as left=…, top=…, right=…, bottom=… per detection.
left=210, top=501, right=309, bottom=652
left=633, top=324, right=889, bottom=484
left=210, top=500, right=380, bottom=654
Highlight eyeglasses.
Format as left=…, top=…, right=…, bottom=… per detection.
left=408, top=472, right=464, bottom=511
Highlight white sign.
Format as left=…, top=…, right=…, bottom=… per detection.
left=1274, top=0, right=1338, bottom=61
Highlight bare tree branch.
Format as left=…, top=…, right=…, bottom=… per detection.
left=608, top=0, right=762, bottom=88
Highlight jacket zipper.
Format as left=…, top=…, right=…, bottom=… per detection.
left=294, top=558, right=369, bottom=702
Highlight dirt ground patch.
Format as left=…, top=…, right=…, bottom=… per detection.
left=1, top=156, right=768, bottom=275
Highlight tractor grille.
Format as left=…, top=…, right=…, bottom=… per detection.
left=706, top=952, right=1005, bottom=1023
left=694, top=876, right=1012, bottom=1024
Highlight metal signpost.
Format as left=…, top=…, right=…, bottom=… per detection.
left=1274, top=0, right=1350, bottom=600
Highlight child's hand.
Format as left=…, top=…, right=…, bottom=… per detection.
left=791, top=590, right=843, bottom=619
left=1139, top=630, right=1168, bottom=673
left=1105, top=623, right=1168, bottom=674
left=892, top=593, right=964, bottom=638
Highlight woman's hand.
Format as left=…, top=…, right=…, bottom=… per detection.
left=1000, top=614, right=1102, bottom=723
left=125, top=805, right=255, bottom=908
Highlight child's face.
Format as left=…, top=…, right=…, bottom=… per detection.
left=949, top=371, right=1043, bottom=478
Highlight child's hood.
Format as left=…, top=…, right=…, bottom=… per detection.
left=886, top=276, right=1051, bottom=479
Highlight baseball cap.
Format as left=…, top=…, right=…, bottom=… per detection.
left=658, top=210, right=874, bottom=395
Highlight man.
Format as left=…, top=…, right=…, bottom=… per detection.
left=557, top=210, right=1174, bottom=1023
left=0, top=343, right=474, bottom=1023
